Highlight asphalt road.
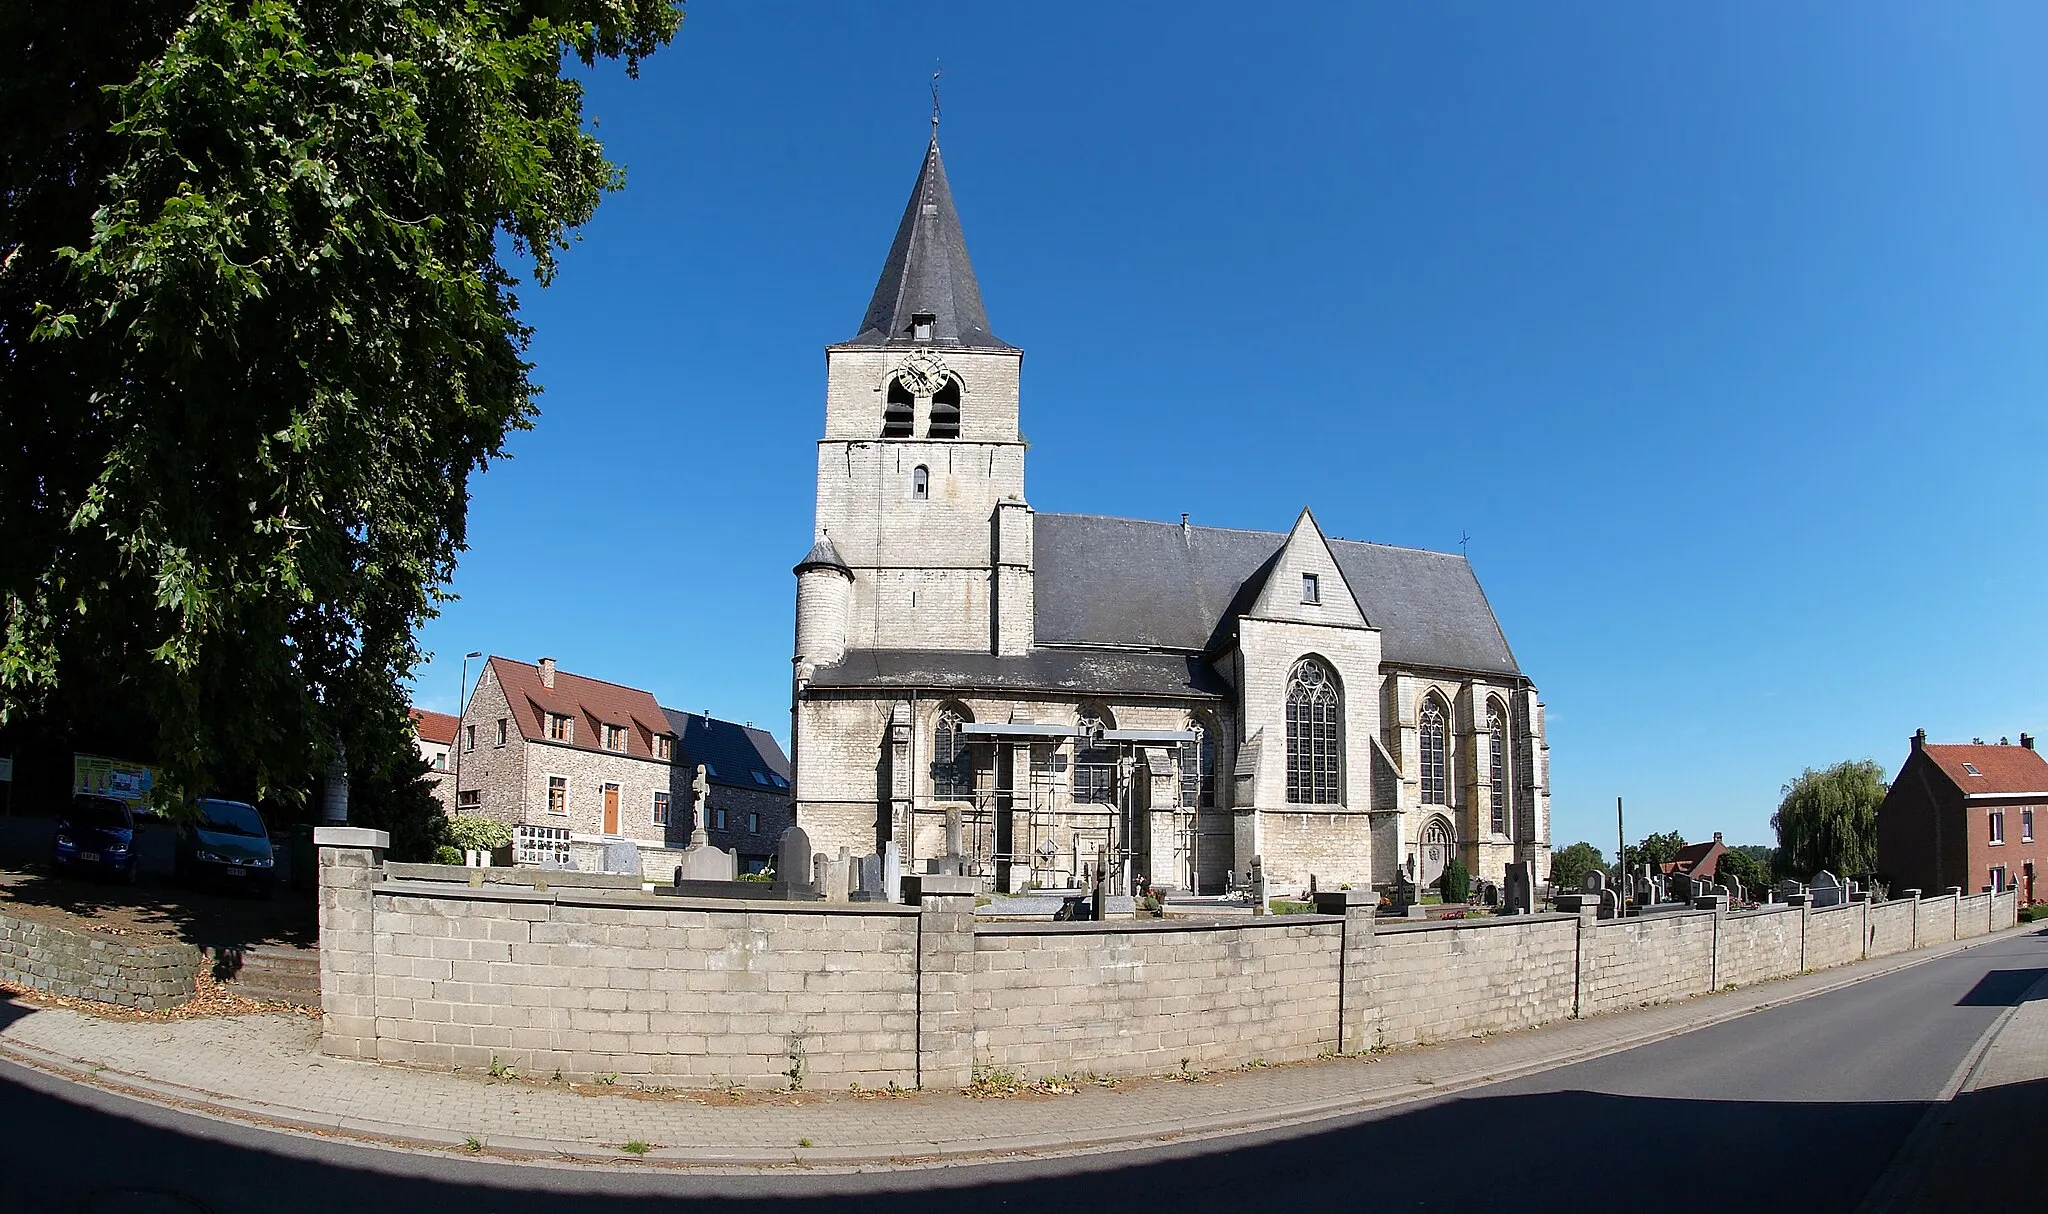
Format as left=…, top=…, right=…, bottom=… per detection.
left=9, top=929, right=2046, bottom=1214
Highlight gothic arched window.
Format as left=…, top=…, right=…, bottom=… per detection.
left=883, top=378, right=914, bottom=438
left=932, top=705, right=972, bottom=800
left=1180, top=713, right=1218, bottom=808
left=1419, top=694, right=1448, bottom=806
left=1285, top=658, right=1341, bottom=804
left=1487, top=699, right=1509, bottom=837
left=1074, top=702, right=1116, bottom=805
left=929, top=378, right=961, bottom=439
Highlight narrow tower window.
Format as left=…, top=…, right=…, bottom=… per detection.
left=883, top=377, right=914, bottom=438
left=912, top=466, right=929, bottom=500
left=929, top=378, right=961, bottom=439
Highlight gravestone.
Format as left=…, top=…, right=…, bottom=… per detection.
left=1669, top=871, right=1696, bottom=903
left=773, top=824, right=815, bottom=898
left=601, top=838, right=640, bottom=877
left=672, top=765, right=736, bottom=882
left=1583, top=870, right=1607, bottom=895
left=1502, top=860, right=1536, bottom=916
left=1811, top=870, right=1844, bottom=909
left=1598, top=887, right=1622, bottom=920
left=882, top=841, right=904, bottom=904
left=820, top=846, right=852, bottom=902
left=1479, top=879, right=1500, bottom=909
left=1250, top=854, right=1269, bottom=916
left=1723, top=874, right=1743, bottom=903
left=1093, top=846, right=1112, bottom=921
left=927, top=806, right=968, bottom=876
left=856, top=851, right=883, bottom=901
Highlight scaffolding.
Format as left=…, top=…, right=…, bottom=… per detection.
left=907, top=723, right=1206, bottom=895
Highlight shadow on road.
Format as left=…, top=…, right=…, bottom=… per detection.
left=1952, top=967, right=2048, bottom=1007
left=2, top=1056, right=1991, bottom=1214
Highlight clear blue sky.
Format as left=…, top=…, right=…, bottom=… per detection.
left=408, top=2, right=2048, bottom=855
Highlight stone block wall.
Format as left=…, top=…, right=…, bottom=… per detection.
left=321, top=833, right=2023, bottom=1090
left=0, top=905, right=201, bottom=1010
left=1367, top=915, right=1579, bottom=1047
left=1718, top=908, right=1803, bottom=988
left=1958, top=893, right=1993, bottom=938
left=1582, top=914, right=1716, bottom=1014
left=972, top=918, right=1342, bottom=1075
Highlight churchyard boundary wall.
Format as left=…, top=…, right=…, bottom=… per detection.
left=317, top=834, right=2021, bottom=1087
left=0, top=904, right=202, bottom=1011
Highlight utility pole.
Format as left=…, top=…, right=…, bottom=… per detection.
left=452, top=651, right=481, bottom=814
left=1616, top=796, right=1626, bottom=892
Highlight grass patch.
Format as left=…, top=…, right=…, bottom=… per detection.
left=463, top=1135, right=483, bottom=1154
left=1270, top=900, right=1314, bottom=915
left=620, top=1140, right=651, bottom=1157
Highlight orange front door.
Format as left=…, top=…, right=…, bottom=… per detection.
left=602, top=784, right=620, bottom=835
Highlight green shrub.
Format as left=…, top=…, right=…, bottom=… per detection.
left=1442, top=858, right=1471, bottom=904
left=433, top=844, right=462, bottom=866
left=447, top=814, right=511, bottom=852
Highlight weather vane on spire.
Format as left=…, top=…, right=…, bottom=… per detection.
left=931, top=60, right=942, bottom=137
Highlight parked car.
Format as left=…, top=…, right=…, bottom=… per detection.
left=174, top=798, right=275, bottom=895
left=51, top=794, right=140, bottom=883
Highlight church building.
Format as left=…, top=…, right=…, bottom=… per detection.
left=790, top=133, right=1550, bottom=898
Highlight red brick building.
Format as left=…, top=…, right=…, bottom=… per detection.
left=1876, top=730, right=2047, bottom=902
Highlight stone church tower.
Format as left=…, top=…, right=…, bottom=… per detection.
left=793, top=133, right=1550, bottom=899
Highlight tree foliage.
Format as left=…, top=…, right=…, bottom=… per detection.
left=1773, top=760, right=1885, bottom=880
left=1, top=1, right=682, bottom=809
left=1440, top=857, right=1470, bottom=903
left=1549, top=841, right=1604, bottom=892
left=1621, top=830, right=1688, bottom=874
left=1718, top=844, right=1774, bottom=893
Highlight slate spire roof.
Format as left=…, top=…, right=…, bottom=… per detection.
left=846, top=135, right=1012, bottom=349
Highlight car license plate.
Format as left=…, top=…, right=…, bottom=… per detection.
left=222, top=866, right=245, bottom=877
left=80, top=852, right=100, bottom=862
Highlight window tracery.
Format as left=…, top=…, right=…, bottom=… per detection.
left=1419, top=695, right=1448, bottom=806
left=1286, top=659, right=1341, bottom=804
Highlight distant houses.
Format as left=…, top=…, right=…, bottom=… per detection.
left=1878, top=730, right=2044, bottom=902
left=412, top=655, right=790, bottom=874
left=408, top=708, right=459, bottom=815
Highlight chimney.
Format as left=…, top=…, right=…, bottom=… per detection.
left=2024, top=733, right=2037, bottom=751
left=1713, top=832, right=1723, bottom=843
left=538, top=657, right=556, bottom=689
left=1911, top=728, right=1926, bottom=752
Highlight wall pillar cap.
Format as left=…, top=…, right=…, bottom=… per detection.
left=904, top=874, right=978, bottom=903
left=315, top=827, right=391, bottom=850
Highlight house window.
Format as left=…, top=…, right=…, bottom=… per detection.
left=653, top=735, right=673, bottom=761
left=929, top=379, right=960, bottom=438
left=1301, top=573, right=1320, bottom=605
left=652, top=791, right=670, bottom=826
left=1418, top=694, right=1449, bottom=806
left=1285, top=658, right=1342, bottom=805
left=547, top=713, right=572, bottom=743
left=932, top=706, right=972, bottom=799
left=603, top=723, right=627, bottom=753
left=495, top=718, right=507, bottom=746
left=748, top=811, right=760, bottom=834
left=1488, top=700, right=1509, bottom=837
left=713, top=806, right=728, bottom=830
left=2025, top=809, right=2035, bottom=843
left=457, top=790, right=480, bottom=809
left=547, top=776, right=567, bottom=815
left=1990, top=811, right=2005, bottom=845
left=1991, top=866, right=2009, bottom=894
left=464, top=724, right=476, bottom=752
left=432, top=751, right=447, bottom=771
left=912, top=466, right=929, bottom=500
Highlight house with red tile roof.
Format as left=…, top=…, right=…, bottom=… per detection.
left=409, top=708, right=460, bottom=814
left=1659, top=833, right=1726, bottom=882
left=449, top=656, right=790, bottom=873
left=1877, top=730, right=2047, bottom=902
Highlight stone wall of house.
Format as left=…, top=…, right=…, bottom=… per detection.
left=321, top=833, right=2020, bottom=1089
left=0, top=905, right=202, bottom=1010
left=971, top=918, right=1342, bottom=1075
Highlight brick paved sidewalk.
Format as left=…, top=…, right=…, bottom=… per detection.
left=0, top=924, right=2032, bottom=1171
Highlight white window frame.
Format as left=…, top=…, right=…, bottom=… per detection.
left=545, top=774, right=569, bottom=816
left=1990, top=811, right=2006, bottom=845
left=2025, top=809, right=2035, bottom=843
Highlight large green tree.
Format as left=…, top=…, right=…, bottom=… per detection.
left=1773, top=760, right=1886, bottom=881
left=1, top=1, right=681, bottom=811
left=1549, top=841, right=1605, bottom=892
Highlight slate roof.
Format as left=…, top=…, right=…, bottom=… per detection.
left=842, top=136, right=1012, bottom=350
left=660, top=708, right=793, bottom=792
left=794, top=535, right=851, bottom=575
left=487, top=657, right=673, bottom=760
left=1033, top=514, right=1523, bottom=677
left=409, top=709, right=459, bottom=747
left=807, top=648, right=1229, bottom=700
left=1922, top=743, right=2048, bottom=796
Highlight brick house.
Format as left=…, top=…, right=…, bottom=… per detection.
left=451, top=656, right=791, bottom=870
left=1877, top=730, right=2046, bottom=902
left=409, top=709, right=458, bottom=815
left=1661, top=833, right=1726, bottom=882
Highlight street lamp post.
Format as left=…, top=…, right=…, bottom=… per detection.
left=452, top=651, right=482, bottom=816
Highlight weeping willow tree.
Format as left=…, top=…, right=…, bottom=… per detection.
left=1772, top=760, right=1886, bottom=880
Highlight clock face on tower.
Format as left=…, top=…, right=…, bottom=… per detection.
left=894, top=351, right=949, bottom=397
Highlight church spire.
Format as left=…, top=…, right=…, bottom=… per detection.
left=847, top=132, right=1012, bottom=349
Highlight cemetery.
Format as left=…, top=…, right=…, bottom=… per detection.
left=314, top=793, right=2020, bottom=1090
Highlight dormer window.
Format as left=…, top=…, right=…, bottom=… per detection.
left=912, top=466, right=929, bottom=500
left=653, top=735, right=673, bottom=761
left=1301, top=573, right=1320, bottom=605
left=603, top=723, right=627, bottom=753
left=912, top=311, right=935, bottom=341
left=547, top=713, right=572, bottom=743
